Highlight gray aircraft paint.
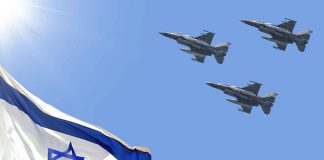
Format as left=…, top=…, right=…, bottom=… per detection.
left=160, top=31, right=231, bottom=64
left=241, top=19, right=312, bottom=52
left=206, top=81, right=278, bottom=115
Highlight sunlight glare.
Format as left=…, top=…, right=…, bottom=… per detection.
left=0, top=0, right=28, bottom=33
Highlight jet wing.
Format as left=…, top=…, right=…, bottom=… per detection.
left=276, top=19, right=296, bottom=32
left=226, top=98, right=253, bottom=114
left=270, top=35, right=288, bottom=51
left=241, top=81, right=262, bottom=95
left=195, top=31, right=215, bottom=45
left=192, top=54, right=206, bottom=63
left=188, top=46, right=206, bottom=63
left=275, top=42, right=288, bottom=51
left=239, top=106, right=252, bottom=114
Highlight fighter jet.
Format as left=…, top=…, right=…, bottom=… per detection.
left=160, top=31, right=231, bottom=64
left=241, top=18, right=312, bottom=52
left=206, top=81, right=278, bottom=115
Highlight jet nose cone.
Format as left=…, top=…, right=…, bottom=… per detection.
left=206, top=82, right=220, bottom=88
left=159, top=32, right=168, bottom=36
left=240, top=19, right=254, bottom=25
left=159, top=32, right=172, bottom=37
left=240, top=20, right=249, bottom=24
left=206, top=82, right=214, bottom=87
left=206, top=82, right=226, bottom=90
left=159, top=32, right=178, bottom=40
left=240, top=19, right=261, bottom=28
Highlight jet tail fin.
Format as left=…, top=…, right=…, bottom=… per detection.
left=261, top=106, right=271, bottom=115
left=295, top=30, right=312, bottom=52
left=213, top=42, right=231, bottom=64
left=260, top=93, right=278, bottom=115
left=214, top=54, right=225, bottom=64
left=295, top=42, right=307, bottom=52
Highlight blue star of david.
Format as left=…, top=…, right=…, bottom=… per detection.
left=48, top=142, right=85, bottom=160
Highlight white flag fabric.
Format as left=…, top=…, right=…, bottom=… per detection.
left=0, top=66, right=151, bottom=160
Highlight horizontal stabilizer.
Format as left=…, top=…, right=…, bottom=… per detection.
left=295, top=30, right=313, bottom=40
left=262, top=93, right=278, bottom=103
left=261, top=93, right=278, bottom=103
left=213, top=42, right=231, bottom=52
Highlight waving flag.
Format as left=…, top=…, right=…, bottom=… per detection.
left=0, top=66, right=151, bottom=160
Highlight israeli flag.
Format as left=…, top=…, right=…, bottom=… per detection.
left=0, top=66, right=151, bottom=160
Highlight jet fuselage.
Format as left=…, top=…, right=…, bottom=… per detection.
left=160, top=32, right=226, bottom=56
left=258, top=23, right=299, bottom=43
left=243, top=20, right=307, bottom=44
left=178, top=35, right=225, bottom=55
left=208, top=83, right=273, bottom=107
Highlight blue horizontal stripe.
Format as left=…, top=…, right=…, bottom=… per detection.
left=0, top=77, right=151, bottom=160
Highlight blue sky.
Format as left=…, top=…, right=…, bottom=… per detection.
left=1, top=0, right=323, bottom=159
